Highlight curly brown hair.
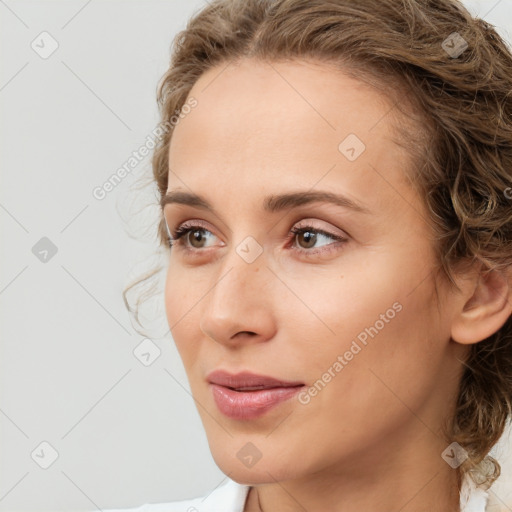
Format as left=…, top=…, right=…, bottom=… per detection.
left=125, top=0, right=512, bottom=492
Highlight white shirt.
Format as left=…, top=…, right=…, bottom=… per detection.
left=102, top=472, right=489, bottom=512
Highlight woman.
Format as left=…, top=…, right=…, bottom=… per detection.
left=117, top=0, right=512, bottom=510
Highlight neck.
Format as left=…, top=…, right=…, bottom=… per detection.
left=244, top=433, right=461, bottom=512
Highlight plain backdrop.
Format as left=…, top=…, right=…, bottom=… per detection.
left=1, top=1, right=511, bottom=511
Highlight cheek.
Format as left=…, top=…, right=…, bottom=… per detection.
left=282, top=258, right=404, bottom=350
left=283, top=304, right=444, bottom=471
left=164, top=264, right=200, bottom=365
left=164, top=265, right=179, bottom=331
left=287, top=251, right=444, bottom=399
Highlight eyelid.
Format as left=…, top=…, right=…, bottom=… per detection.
left=292, top=219, right=348, bottom=238
left=166, top=218, right=219, bottom=240
left=166, top=216, right=347, bottom=239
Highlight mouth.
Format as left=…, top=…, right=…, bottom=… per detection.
left=207, top=370, right=305, bottom=420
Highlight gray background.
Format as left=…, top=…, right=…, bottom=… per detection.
left=1, top=1, right=511, bottom=511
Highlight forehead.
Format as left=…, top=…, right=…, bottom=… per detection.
left=170, top=58, right=396, bottom=160
left=167, top=58, right=421, bottom=220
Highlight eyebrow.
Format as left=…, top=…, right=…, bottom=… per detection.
left=160, top=190, right=371, bottom=215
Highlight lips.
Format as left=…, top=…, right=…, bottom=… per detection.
left=207, top=370, right=304, bottom=390
left=207, top=370, right=304, bottom=420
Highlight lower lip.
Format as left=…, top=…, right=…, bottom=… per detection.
left=210, top=383, right=303, bottom=420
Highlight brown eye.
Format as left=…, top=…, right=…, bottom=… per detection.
left=187, top=229, right=208, bottom=248
left=289, top=225, right=347, bottom=256
left=296, top=230, right=317, bottom=249
left=169, top=224, right=218, bottom=250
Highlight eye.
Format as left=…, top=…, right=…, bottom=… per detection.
left=288, top=225, right=347, bottom=255
left=168, top=221, right=219, bottom=250
left=166, top=220, right=347, bottom=256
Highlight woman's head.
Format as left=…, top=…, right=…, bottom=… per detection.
left=142, top=0, right=512, bottom=493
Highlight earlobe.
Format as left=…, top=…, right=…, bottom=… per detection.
left=450, top=267, right=512, bottom=345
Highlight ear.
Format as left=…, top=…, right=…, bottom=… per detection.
left=451, top=265, right=512, bottom=345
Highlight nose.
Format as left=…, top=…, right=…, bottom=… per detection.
left=199, top=248, right=277, bottom=347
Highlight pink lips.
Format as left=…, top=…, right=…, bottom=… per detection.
left=207, top=370, right=304, bottom=420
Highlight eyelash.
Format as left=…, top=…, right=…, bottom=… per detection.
left=166, top=222, right=347, bottom=257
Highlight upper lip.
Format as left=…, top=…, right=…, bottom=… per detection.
left=207, top=370, right=304, bottom=391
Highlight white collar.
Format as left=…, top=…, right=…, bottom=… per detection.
left=459, top=473, right=490, bottom=512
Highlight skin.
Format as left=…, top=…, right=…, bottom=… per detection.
left=162, top=58, right=512, bottom=512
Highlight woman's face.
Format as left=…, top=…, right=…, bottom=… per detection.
left=163, top=58, right=467, bottom=484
